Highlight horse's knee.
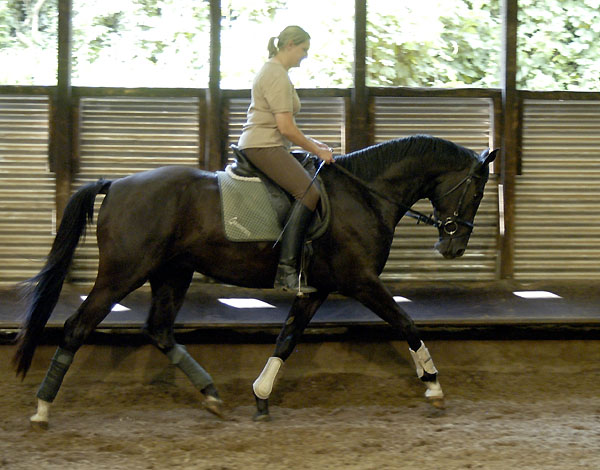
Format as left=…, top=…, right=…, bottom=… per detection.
left=143, top=324, right=174, bottom=351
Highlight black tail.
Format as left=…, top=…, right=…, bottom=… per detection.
left=13, top=179, right=112, bottom=378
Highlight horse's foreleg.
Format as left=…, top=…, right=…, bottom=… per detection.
left=253, top=291, right=328, bottom=421
left=144, top=269, right=224, bottom=418
left=351, top=279, right=444, bottom=408
left=409, top=341, right=444, bottom=407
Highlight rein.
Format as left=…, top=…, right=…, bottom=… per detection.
left=331, top=160, right=479, bottom=236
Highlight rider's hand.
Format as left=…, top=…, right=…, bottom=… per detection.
left=316, top=147, right=334, bottom=164
left=311, top=139, right=334, bottom=164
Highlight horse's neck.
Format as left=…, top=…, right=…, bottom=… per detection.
left=374, top=159, right=433, bottom=206
left=326, top=162, right=425, bottom=232
left=335, top=146, right=464, bottom=220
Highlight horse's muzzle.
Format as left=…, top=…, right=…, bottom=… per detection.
left=435, top=236, right=468, bottom=259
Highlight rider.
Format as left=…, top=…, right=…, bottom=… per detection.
left=238, top=25, right=334, bottom=293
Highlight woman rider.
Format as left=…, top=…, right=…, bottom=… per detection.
left=238, top=26, right=334, bottom=293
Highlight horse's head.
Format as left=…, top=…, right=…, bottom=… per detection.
left=430, top=148, right=499, bottom=259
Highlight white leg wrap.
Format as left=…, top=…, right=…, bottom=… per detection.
left=30, top=399, right=51, bottom=424
left=409, top=341, right=438, bottom=378
left=253, top=357, right=283, bottom=400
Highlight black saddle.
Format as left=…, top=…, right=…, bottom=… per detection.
left=230, top=145, right=315, bottom=178
left=228, top=145, right=329, bottom=240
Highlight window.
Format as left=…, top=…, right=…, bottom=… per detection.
left=517, top=0, right=600, bottom=91
left=72, top=0, right=210, bottom=87
left=366, top=0, right=501, bottom=88
left=220, top=0, right=354, bottom=89
left=0, top=0, right=58, bottom=85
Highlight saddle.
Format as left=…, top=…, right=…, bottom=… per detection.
left=216, top=145, right=329, bottom=242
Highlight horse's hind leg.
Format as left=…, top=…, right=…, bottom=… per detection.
left=143, top=267, right=223, bottom=418
left=30, top=280, right=141, bottom=429
left=350, top=278, right=444, bottom=408
left=253, top=290, right=329, bottom=421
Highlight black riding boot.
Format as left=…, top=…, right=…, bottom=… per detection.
left=274, top=201, right=317, bottom=293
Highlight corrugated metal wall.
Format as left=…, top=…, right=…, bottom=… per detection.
left=69, top=96, right=202, bottom=284
left=8, top=94, right=598, bottom=286
left=373, top=97, right=498, bottom=281
left=515, top=99, right=600, bottom=280
left=0, top=96, right=54, bottom=287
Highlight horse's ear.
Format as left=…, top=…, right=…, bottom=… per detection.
left=479, top=148, right=499, bottom=167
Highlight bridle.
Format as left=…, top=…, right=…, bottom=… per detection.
left=428, top=160, right=483, bottom=236
left=331, top=159, right=482, bottom=236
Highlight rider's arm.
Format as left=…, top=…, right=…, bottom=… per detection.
left=274, top=112, right=334, bottom=163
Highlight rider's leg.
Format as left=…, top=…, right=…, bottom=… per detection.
left=244, top=147, right=320, bottom=292
left=273, top=201, right=316, bottom=292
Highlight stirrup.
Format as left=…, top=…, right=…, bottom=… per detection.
left=274, top=265, right=317, bottom=295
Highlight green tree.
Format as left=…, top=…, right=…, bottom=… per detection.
left=71, top=0, right=211, bottom=87
left=0, top=0, right=58, bottom=85
left=518, top=0, right=600, bottom=90
left=366, top=0, right=501, bottom=88
left=1, top=0, right=600, bottom=91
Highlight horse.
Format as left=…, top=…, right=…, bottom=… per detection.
left=13, top=134, right=498, bottom=427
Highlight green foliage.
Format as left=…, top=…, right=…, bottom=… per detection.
left=222, top=0, right=287, bottom=23
left=366, top=0, right=501, bottom=88
left=0, top=0, right=599, bottom=91
left=0, top=0, right=58, bottom=48
left=0, top=0, right=58, bottom=84
left=71, top=0, right=211, bottom=86
left=517, top=0, right=600, bottom=90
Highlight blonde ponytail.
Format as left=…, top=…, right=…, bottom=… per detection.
left=267, top=37, right=278, bottom=58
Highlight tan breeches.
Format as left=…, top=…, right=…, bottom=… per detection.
left=243, top=147, right=320, bottom=211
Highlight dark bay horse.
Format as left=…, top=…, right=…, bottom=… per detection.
left=14, top=135, right=497, bottom=427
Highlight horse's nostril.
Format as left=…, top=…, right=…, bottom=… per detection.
left=455, top=248, right=465, bottom=257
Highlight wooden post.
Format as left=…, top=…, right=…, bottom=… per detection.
left=204, top=0, right=223, bottom=171
left=500, top=0, right=519, bottom=279
left=52, top=0, right=73, bottom=223
left=349, top=0, right=369, bottom=152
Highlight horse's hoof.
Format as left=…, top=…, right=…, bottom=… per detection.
left=253, top=411, right=271, bottom=422
left=203, top=396, right=225, bottom=419
left=424, top=380, right=444, bottom=409
left=30, top=419, right=49, bottom=431
left=429, top=398, right=446, bottom=409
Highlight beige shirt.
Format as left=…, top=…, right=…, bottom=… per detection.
left=238, top=61, right=301, bottom=150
